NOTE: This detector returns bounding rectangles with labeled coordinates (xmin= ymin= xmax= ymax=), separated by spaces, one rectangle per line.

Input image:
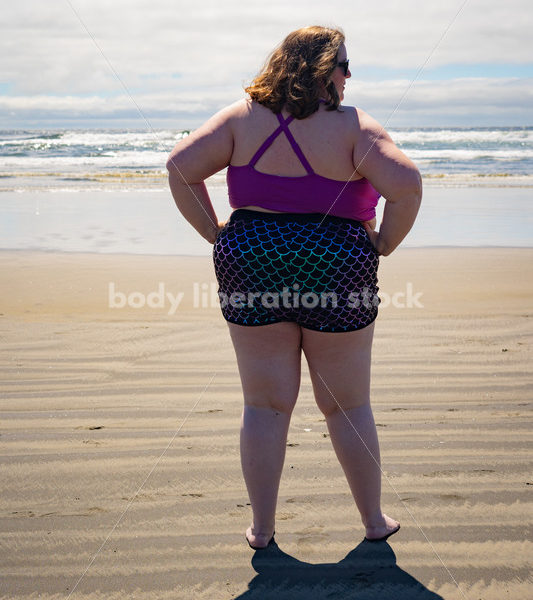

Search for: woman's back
xmin=226 ymin=99 xmax=380 ymax=221
xmin=230 ymin=99 xmax=363 ymax=181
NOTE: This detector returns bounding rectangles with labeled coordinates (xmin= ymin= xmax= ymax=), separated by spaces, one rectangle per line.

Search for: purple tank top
xmin=227 ymin=111 xmax=380 ymax=221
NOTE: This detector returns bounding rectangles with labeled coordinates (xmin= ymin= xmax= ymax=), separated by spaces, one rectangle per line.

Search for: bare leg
xmin=240 ymin=405 xmax=291 ymax=546
xmin=302 ymin=323 xmax=400 ymax=540
xmin=228 ymin=321 xmax=302 ymax=548
xmin=326 ymin=403 xmax=399 ymax=538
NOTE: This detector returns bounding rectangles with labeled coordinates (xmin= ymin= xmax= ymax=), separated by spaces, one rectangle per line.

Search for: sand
xmin=1 ymin=248 xmax=532 ymax=599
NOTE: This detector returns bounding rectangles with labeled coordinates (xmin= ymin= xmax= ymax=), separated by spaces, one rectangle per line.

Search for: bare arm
xmin=166 ymin=103 xmax=236 ymax=243
xmin=353 ymin=110 xmax=422 ymax=256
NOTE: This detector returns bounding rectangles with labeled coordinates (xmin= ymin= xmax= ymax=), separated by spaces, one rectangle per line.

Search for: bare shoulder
xmin=353 ymin=107 xmax=394 ymax=143
xmin=324 ymin=104 xmax=366 ymax=142
xmin=222 ymin=97 xmax=274 ymax=122
xmin=213 ymin=98 xmax=267 ymax=132
xmin=337 ymin=104 xmax=359 ymax=124
xmin=166 ymin=100 xmax=246 ymax=176
xmin=201 ymin=98 xmax=249 ymax=128
xmin=223 ymin=98 xmax=252 ymax=117
xmin=228 ymin=99 xmax=279 ymax=137
xmin=232 ymin=98 xmax=273 ymax=119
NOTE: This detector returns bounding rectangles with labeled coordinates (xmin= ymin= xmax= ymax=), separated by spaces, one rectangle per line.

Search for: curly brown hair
xmin=245 ymin=26 xmax=345 ymax=119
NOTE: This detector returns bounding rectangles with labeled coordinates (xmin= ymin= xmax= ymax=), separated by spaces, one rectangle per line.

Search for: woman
xmin=167 ymin=26 xmax=421 ymax=549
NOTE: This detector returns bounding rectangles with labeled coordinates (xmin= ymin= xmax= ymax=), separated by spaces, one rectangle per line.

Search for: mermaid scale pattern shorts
xmin=212 ymin=209 xmax=380 ymax=332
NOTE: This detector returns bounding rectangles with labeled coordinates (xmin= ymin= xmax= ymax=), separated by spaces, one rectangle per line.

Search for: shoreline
xmin=1 ymin=243 xmax=532 ymax=257
xmin=1 ymin=172 xmax=533 ymax=194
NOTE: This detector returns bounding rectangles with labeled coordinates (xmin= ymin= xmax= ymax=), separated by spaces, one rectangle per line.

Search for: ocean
xmin=0 ymin=127 xmax=531 ymax=254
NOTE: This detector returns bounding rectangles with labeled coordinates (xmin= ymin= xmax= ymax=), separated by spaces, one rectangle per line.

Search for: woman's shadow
xmin=235 ymin=538 xmax=443 ymax=599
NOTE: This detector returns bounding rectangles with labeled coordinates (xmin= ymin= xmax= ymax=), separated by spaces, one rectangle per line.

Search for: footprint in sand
xmin=11 ymin=510 xmax=35 ymax=518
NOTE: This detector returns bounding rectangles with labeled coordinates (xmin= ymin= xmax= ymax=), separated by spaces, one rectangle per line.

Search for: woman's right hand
xmin=211 ymin=220 xmax=228 ymax=244
xmin=216 ymin=220 xmax=227 ymax=235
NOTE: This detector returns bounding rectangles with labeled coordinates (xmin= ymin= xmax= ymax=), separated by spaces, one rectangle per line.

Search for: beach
xmin=1 ymin=247 xmax=532 ymax=599
xmin=2 ymin=0 xmax=532 ymax=593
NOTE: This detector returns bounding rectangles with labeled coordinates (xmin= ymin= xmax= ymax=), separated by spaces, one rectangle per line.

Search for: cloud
xmin=348 ymin=77 xmax=533 ymax=126
xmin=1 ymin=77 xmax=531 ymax=128
xmin=1 ymin=0 xmax=532 ymax=126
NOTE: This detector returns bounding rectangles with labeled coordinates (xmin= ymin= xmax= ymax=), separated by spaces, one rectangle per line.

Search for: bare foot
xmin=364 ymin=514 xmax=400 ymax=541
xmin=246 ymin=525 xmax=275 ymax=549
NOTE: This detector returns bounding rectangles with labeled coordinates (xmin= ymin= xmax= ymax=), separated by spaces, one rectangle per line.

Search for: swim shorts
xmin=212 ymin=209 xmax=380 ymax=332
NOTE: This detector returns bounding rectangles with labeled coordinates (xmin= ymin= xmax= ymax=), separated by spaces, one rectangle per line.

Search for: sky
xmin=1 ymin=0 xmax=532 ymax=129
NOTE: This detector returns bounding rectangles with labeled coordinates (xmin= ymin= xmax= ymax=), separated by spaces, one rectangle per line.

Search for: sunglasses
xmin=337 ymin=59 xmax=349 ymax=76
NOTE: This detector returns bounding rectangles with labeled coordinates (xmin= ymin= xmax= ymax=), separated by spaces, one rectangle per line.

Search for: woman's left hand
xmin=362 ymin=219 xmax=382 ymax=255
xmin=362 ymin=218 xmax=376 ymax=231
